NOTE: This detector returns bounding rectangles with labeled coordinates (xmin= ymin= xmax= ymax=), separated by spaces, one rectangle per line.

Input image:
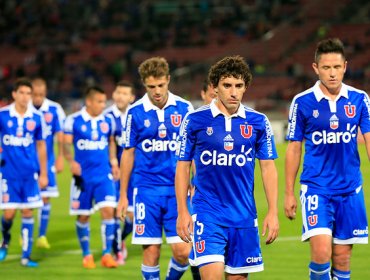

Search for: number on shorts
xmin=307 ymin=195 xmax=318 ymax=211
xmin=196 ymin=221 xmax=204 ymax=235
xmin=135 ymin=202 xmax=145 ymax=220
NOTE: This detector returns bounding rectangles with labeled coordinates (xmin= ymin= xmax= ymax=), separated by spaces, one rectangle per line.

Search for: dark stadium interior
xmin=0 ymin=0 xmax=369 ymax=115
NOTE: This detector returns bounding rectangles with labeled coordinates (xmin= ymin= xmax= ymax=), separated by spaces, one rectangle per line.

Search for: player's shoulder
xmin=0 ymin=105 xmax=11 ymax=114
xmin=46 ymin=98 xmax=63 ymax=109
xmin=242 ymin=104 xmax=269 ymax=122
xmin=103 ymin=104 xmax=115 ymax=116
xmin=127 ymin=98 xmax=144 ymax=113
xmin=172 ymin=93 xmax=193 ymax=108
xmin=187 ymin=104 xmax=211 ymax=117
xmin=65 ymin=110 xmax=83 ymax=122
xmin=345 ymin=83 xmax=368 ymax=97
xmin=291 ymin=86 xmax=315 ymax=104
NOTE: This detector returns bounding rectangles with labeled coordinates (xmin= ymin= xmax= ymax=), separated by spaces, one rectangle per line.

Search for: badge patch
xmin=71 ymin=200 xmax=80 ymax=209
xmin=26 ymin=120 xmax=36 ymax=131
xmin=223 ymin=134 xmax=234 ymax=151
xmin=7 ymin=120 xmax=13 ymax=128
xmin=158 ymin=123 xmax=167 ymax=138
xmin=44 ymin=112 xmax=53 ymax=123
xmin=144 ymin=119 xmax=151 ymax=128
xmin=330 ymin=115 xmax=339 ymax=130
xmin=313 ymin=110 xmax=319 ymax=118
xmin=344 ymin=104 xmax=356 ymax=118
xmin=135 ymin=224 xmax=145 ymax=235
xmin=195 ymin=240 xmax=205 ymax=253
xmin=206 ymin=127 xmax=213 ymax=136
xmin=240 ymin=124 xmax=253 ymax=138
xmin=81 ymin=125 xmax=87 ymax=132
xmin=308 ymin=214 xmax=318 ymax=226
xmin=99 ymin=121 xmax=109 ymax=133
xmin=171 ymin=114 xmax=182 ymax=127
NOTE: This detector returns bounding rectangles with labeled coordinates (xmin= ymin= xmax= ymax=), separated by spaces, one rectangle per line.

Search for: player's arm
xmin=175 ymin=160 xmax=193 ymax=243
xmin=63 ymin=133 xmax=81 ymax=176
xmin=116 ymin=147 xmax=135 ymax=220
xmin=259 ymin=159 xmax=279 ymax=244
xmin=36 ymin=139 xmax=48 ymax=189
xmin=55 ymin=131 xmax=64 ymax=173
xmin=363 ymin=132 xmax=370 ymax=160
xmin=109 ymin=135 xmax=120 ymax=180
xmin=284 ymin=140 xmax=302 ymax=220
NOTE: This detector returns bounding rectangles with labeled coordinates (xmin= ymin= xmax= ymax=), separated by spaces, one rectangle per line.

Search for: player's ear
xmin=312 ymin=62 xmax=319 ymax=75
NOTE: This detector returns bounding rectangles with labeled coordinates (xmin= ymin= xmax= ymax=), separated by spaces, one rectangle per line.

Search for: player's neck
xmin=216 ymin=99 xmax=238 ymax=117
xmin=14 ymin=103 xmax=28 ymax=116
xmin=320 ymin=83 xmax=341 ymax=101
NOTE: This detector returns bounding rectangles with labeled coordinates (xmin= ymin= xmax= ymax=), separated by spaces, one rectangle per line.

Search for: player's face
xmin=86 ymin=92 xmax=106 ymax=117
xmin=144 ymin=75 xmax=169 ymax=109
xmin=12 ymin=85 xmax=32 ymax=110
xmin=312 ymin=53 xmax=347 ymax=95
xmin=112 ymin=86 xmax=134 ymax=111
xmin=201 ymin=85 xmax=217 ymax=105
xmin=32 ymin=82 xmax=47 ymax=107
xmin=215 ymin=76 xmax=246 ymax=115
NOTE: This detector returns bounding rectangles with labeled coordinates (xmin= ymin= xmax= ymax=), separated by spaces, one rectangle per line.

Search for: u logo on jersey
xmin=195 ymin=240 xmax=205 ymax=253
xmin=99 ymin=121 xmax=109 ymax=133
xmin=135 ymin=224 xmax=145 ymax=235
xmin=308 ymin=214 xmax=318 ymax=226
xmin=240 ymin=125 xmax=253 ymax=138
xmin=171 ymin=114 xmax=182 ymax=127
xmin=26 ymin=120 xmax=36 ymax=131
xmin=44 ymin=112 xmax=53 ymax=123
xmin=344 ymin=105 xmax=356 ymax=118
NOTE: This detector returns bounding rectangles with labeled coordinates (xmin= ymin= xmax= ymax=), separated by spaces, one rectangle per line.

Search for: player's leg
xmin=20 ymin=208 xmax=38 ymax=267
xmin=331 ymin=186 xmax=368 ymax=280
xmin=300 ymin=185 xmax=332 ymax=279
xmin=0 ymin=209 xmax=16 ymax=261
xmin=37 ymin=197 xmax=51 ymax=249
xmin=120 ymin=183 xmax=134 ymax=261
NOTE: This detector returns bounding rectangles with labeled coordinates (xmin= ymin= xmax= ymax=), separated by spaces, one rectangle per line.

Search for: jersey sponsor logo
xmin=308 ymin=214 xmax=318 ymax=226
xmin=142 ymin=138 xmax=178 ymax=152
xmin=135 ymin=224 xmax=145 ymax=235
xmin=26 ymin=120 xmax=36 ymax=131
xmin=3 ymin=134 xmax=33 ymax=147
xmin=313 ymin=110 xmax=319 ymax=118
xmin=206 ymin=127 xmax=213 ymax=136
xmin=240 ymin=124 xmax=253 ymax=138
xmin=44 ymin=112 xmax=53 ymax=123
xmin=329 ymin=115 xmax=339 ymax=130
xmin=158 ymin=123 xmax=167 ymax=138
xmin=353 ymin=227 xmax=368 ymax=236
xmin=288 ymin=103 xmax=298 ymax=139
xmin=99 ymin=121 xmax=109 ymax=133
xmin=200 ymin=145 xmax=253 ymax=167
xmin=246 ymin=255 xmax=263 ymax=264
xmin=312 ymin=124 xmax=357 ymax=145
xmin=344 ymin=104 xmax=356 ymax=118
xmin=195 ymin=240 xmax=205 ymax=253
xmin=171 ymin=114 xmax=182 ymax=127
xmin=223 ymin=134 xmax=234 ymax=151
xmin=76 ymin=138 xmax=108 ymax=150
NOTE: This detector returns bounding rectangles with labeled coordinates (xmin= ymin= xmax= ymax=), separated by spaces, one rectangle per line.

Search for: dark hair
xmin=201 ymin=79 xmax=210 ymax=92
xmin=138 ymin=57 xmax=169 ymax=82
xmin=116 ymin=80 xmax=135 ymax=95
xmin=315 ymin=38 xmax=345 ymax=63
xmin=84 ymin=86 xmax=105 ymax=99
xmin=208 ymin=55 xmax=252 ymax=88
xmin=13 ymin=77 xmax=33 ymax=91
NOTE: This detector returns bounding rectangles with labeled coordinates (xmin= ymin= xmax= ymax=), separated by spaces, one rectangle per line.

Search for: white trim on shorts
xmin=334 ymin=237 xmax=368 ymax=245
xmin=302 ymin=228 xmax=332 ymax=241
xmin=225 ymin=264 xmax=264 ymax=274
xmin=69 ymin=209 xmax=93 ymax=216
xmin=166 ymin=236 xmax=184 ymax=244
xmin=40 ymin=186 xmax=59 ymax=198
xmin=94 ymin=201 xmax=117 ymax=211
xmin=132 ymin=237 xmax=163 ymax=245
xmin=189 ymin=255 xmax=224 ymax=267
xmin=127 ymin=205 xmax=134 ymax=212
xmin=0 ymin=201 xmax=43 ymax=210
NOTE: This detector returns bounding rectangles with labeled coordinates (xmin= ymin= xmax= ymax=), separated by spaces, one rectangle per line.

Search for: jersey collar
xmin=142 ymin=92 xmax=177 ymax=112
xmin=9 ymin=103 xmax=34 ymax=118
xmin=81 ymin=107 xmax=105 ymax=122
xmin=210 ymin=99 xmax=246 ymax=119
xmin=37 ymin=98 xmax=51 ymax=111
xmin=111 ymin=104 xmax=123 ymax=118
xmin=313 ymin=81 xmax=349 ymax=102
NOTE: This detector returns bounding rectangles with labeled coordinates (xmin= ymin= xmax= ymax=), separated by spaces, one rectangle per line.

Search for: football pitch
xmin=1 ymin=143 xmax=369 ymax=279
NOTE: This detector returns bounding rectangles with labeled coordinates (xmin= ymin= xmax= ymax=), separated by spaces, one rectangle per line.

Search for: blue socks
xmin=166 ymin=257 xmax=189 ymax=280
xmin=21 ymin=218 xmax=34 ymax=259
xmin=121 ymin=216 xmax=133 ymax=241
xmin=101 ymin=219 xmax=115 ymax=255
xmin=1 ymin=216 xmax=12 ymax=245
xmin=76 ymin=221 xmax=90 ymax=256
xmin=142 ymin=264 xmax=160 ymax=280
xmin=112 ymin=218 xmax=122 ymax=254
xmin=38 ymin=203 xmax=51 ymax=237
xmin=309 ymin=262 xmax=331 ymax=280
xmin=332 ymin=268 xmax=350 ymax=279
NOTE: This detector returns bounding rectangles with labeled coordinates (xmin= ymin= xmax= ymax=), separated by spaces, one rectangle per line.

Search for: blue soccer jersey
xmin=286 ymin=81 xmax=370 ymax=194
xmin=177 ymin=100 xmax=278 ymax=227
xmin=33 ymin=98 xmax=65 ymax=185
xmin=64 ymin=107 xmax=116 ymax=181
xmin=0 ymin=103 xmax=46 ymax=178
xmin=125 ymin=92 xmax=193 ymax=196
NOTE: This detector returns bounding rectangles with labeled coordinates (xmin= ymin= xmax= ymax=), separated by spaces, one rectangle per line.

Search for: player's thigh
xmin=170 ymin=241 xmax=191 ymax=262
xmin=163 ymin=195 xmax=182 ymax=242
xmin=309 ymin=234 xmax=332 ymax=262
xmin=199 ymin=262 xmax=224 ymax=280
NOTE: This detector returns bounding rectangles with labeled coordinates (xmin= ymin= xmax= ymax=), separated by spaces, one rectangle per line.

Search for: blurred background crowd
xmin=0 ymin=0 xmax=369 ymax=117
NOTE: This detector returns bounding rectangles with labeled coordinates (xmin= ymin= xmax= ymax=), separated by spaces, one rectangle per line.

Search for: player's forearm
xmin=175 ymin=161 xmax=191 ymax=214
xmin=37 ymin=140 xmax=48 ymax=176
xmin=285 ymin=141 xmax=302 ymax=195
xmin=363 ymin=132 xmax=370 ymax=161
xmin=109 ymin=136 xmax=118 ymax=167
xmin=63 ymin=142 xmax=74 ymax=163
xmin=260 ymin=160 xmax=278 ymax=215
xmin=56 ymin=132 xmax=64 ymax=157
xmin=119 ymin=148 xmax=134 ymax=198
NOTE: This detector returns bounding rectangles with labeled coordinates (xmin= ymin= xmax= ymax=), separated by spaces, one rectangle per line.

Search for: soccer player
xmin=0 ymin=78 xmax=48 ymax=267
xmin=116 ymin=57 xmax=193 ymax=280
xmin=285 ymin=38 xmax=370 ymax=280
xmin=176 ymin=55 xmax=279 ymax=280
xmin=64 ymin=86 xmax=120 ymax=269
xmin=31 ymin=78 xmax=66 ymax=249
xmin=200 ymin=79 xmax=217 ymax=105
xmin=104 ymin=80 xmax=135 ymax=265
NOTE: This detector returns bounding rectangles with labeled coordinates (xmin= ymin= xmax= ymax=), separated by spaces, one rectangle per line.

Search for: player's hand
xmin=111 ymin=165 xmax=120 ymax=181
xmin=55 ymin=155 xmax=64 ymax=173
xmin=38 ymin=173 xmax=48 ymax=189
xmin=176 ymin=211 xmax=193 ymax=243
xmin=70 ymin=160 xmax=81 ymax=176
xmin=116 ymin=196 xmax=128 ymax=222
xmin=284 ymin=192 xmax=297 ymax=220
xmin=262 ymin=211 xmax=279 ymax=245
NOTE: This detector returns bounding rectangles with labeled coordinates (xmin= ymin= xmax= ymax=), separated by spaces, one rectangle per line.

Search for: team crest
xmin=195 ymin=240 xmax=205 ymax=253
xmin=158 ymin=123 xmax=167 ymax=138
xmin=91 ymin=130 xmax=98 ymax=140
xmin=135 ymin=224 xmax=145 ymax=235
xmin=26 ymin=120 xmax=36 ymax=131
xmin=16 ymin=126 xmax=23 ymax=137
xmin=312 ymin=110 xmax=319 ymax=118
xmin=308 ymin=214 xmax=318 ymax=226
xmin=2 ymin=193 xmax=9 ymax=203
xmin=44 ymin=112 xmax=53 ymax=123
xmin=144 ymin=119 xmax=151 ymax=128
xmin=223 ymin=134 xmax=234 ymax=151
xmin=206 ymin=127 xmax=213 ymax=136
xmin=81 ymin=125 xmax=87 ymax=132
xmin=240 ymin=124 xmax=253 ymax=139
xmin=71 ymin=200 xmax=80 ymax=209
xmin=344 ymin=104 xmax=356 ymax=118
xmin=330 ymin=115 xmax=339 ymax=130
xmin=7 ymin=120 xmax=13 ymax=128
xmin=99 ymin=121 xmax=109 ymax=133
xmin=171 ymin=114 xmax=182 ymax=127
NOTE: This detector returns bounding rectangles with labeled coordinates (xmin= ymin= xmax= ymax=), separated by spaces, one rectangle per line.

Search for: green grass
xmin=1 ymin=143 xmax=370 ymax=279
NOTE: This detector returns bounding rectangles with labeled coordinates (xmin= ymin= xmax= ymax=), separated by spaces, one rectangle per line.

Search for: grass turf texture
xmin=1 ymin=143 xmax=369 ymax=279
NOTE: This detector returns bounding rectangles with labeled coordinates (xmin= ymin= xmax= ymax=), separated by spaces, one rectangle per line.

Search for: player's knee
xmin=311 ymin=246 xmax=331 ymax=263
xmin=332 ymin=251 xmax=351 ymax=270
xmin=77 ymin=215 xmax=90 ymax=223
xmin=172 ymin=245 xmax=190 ymax=265
xmin=143 ymin=245 xmax=161 ymax=265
